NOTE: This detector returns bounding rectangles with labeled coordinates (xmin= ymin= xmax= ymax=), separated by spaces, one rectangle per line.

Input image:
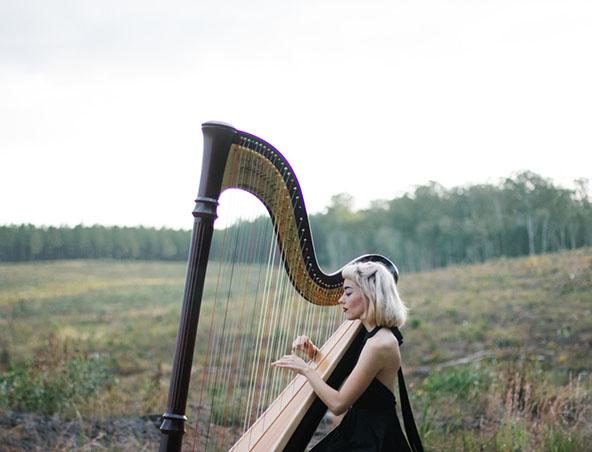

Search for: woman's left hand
xmin=271 ymin=353 xmax=309 ymax=375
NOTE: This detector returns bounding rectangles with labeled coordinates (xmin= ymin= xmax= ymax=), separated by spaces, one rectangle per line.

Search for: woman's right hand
xmin=292 ymin=335 xmax=317 ymax=360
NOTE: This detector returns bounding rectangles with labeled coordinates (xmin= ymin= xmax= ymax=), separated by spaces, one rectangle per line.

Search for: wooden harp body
xmin=159 ymin=122 xmax=397 ymax=451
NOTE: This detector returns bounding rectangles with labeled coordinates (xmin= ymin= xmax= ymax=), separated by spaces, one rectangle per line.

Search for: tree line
xmin=0 ymin=225 xmax=190 ymax=262
xmin=309 ymin=171 xmax=592 ymax=272
xmin=2 ymin=171 xmax=591 ymax=272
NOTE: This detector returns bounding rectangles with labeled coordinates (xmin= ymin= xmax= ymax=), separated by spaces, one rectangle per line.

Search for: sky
xmin=1 ymin=0 xmax=591 ymax=230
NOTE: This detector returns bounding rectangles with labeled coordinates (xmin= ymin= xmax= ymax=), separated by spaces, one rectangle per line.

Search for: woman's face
xmin=339 ymin=278 xmax=366 ymax=321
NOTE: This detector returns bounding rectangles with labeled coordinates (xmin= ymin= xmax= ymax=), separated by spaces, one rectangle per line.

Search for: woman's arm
xmin=272 ymin=337 xmax=393 ymax=415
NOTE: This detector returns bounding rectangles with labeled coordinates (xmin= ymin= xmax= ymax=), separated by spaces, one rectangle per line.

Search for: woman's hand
xmin=271 ymin=353 xmax=310 ymax=375
xmin=291 ymin=335 xmax=317 ymax=360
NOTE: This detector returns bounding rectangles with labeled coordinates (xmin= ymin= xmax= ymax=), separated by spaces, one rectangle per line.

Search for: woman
xmin=272 ymin=261 xmax=423 ymax=452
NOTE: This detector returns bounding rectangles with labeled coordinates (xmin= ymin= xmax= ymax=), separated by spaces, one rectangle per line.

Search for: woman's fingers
xmin=292 ymin=335 xmax=309 ymax=349
xmin=272 ymin=354 xmax=293 ymax=370
xmin=271 ymin=353 xmax=307 ymax=374
xmin=271 ymin=354 xmax=291 ymax=366
xmin=292 ymin=336 xmax=316 ymax=358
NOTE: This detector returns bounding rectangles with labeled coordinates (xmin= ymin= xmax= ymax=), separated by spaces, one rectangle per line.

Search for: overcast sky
xmin=2 ymin=0 xmax=591 ymax=229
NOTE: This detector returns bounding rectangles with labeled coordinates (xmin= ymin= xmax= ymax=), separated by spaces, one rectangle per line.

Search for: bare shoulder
xmin=365 ymin=328 xmax=400 ymax=356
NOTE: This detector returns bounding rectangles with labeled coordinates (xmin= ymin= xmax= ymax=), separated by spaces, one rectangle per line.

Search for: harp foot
xmin=159 ymin=413 xmax=187 ymax=452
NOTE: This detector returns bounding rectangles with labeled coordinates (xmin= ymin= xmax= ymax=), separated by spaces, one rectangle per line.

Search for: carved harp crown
xmin=159 ymin=122 xmax=398 ymax=452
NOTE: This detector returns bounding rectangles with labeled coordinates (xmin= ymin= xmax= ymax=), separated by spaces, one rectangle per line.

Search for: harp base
xmin=159 ymin=413 xmax=188 ymax=452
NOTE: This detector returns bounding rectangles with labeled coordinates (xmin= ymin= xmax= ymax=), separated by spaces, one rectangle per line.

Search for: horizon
xmin=2 ymin=168 xmax=589 ymax=230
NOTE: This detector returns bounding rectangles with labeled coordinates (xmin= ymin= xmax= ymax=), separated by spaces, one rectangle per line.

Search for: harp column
xmin=159 ymin=122 xmax=236 ymax=452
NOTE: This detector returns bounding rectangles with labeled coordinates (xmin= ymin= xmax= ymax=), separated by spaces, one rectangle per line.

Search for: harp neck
xmin=198 ymin=121 xmax=342 ymax=305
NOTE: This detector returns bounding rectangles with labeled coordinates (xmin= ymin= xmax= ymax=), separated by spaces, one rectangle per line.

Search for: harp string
xmin=190 ymin=143 xmax=344 ymax=451
xmin=256 ymin=154 xmax=283 ymax=423
xmin=192 ymin=206 xmax=278 ymax=448
xmin=258 ymin=161 xmax=296 ymax=419
xmin=223 ymin=152 xmax=269 ymax=447
xmin=202 ymin=196 xmax=249 ymax=450
xmin=219 ymin=204 xmax=260 ymax=447
xmin=248 ymin=236 xmax=280 ymax=425
xmin=192 ymin=223 xmax=228 ymax=452
xmin=193 ymin=162 xmax=267 ymax=450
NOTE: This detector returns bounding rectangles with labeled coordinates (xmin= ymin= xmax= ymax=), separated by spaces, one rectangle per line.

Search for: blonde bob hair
xmin=341 ymin=261 xmax=407 ymax=328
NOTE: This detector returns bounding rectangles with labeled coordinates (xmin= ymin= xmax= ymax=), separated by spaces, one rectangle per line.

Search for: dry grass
xmin=400 ymin=248 xmax=592 ymax=451
xmin=0 ymin=249 xmax=591 ymax=450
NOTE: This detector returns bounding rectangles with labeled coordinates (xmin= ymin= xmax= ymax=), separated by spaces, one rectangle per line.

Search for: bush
xmin=421 ymin=364 xmax=492 ymax=401
xmin=0 ymin=353 xmax=116 ymax=416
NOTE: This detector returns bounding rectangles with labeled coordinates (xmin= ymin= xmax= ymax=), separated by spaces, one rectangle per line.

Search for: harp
xmin=159 ymin=122 xmax=398 ymax=452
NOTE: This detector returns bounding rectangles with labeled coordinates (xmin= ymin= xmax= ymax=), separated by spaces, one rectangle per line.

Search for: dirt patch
xmin=0 ymin=409 xmax=337 ymax=451
xmin=0 ymin=409 xmax=162 ymax=451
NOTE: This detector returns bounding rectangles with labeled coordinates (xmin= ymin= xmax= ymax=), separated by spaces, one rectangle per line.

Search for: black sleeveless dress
xmin=309 ymin=327 xmax=415 ymax=452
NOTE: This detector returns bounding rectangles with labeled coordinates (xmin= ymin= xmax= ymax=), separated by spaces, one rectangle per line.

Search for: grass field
xmin=0 ymin=249 xmax=591 ymax=451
